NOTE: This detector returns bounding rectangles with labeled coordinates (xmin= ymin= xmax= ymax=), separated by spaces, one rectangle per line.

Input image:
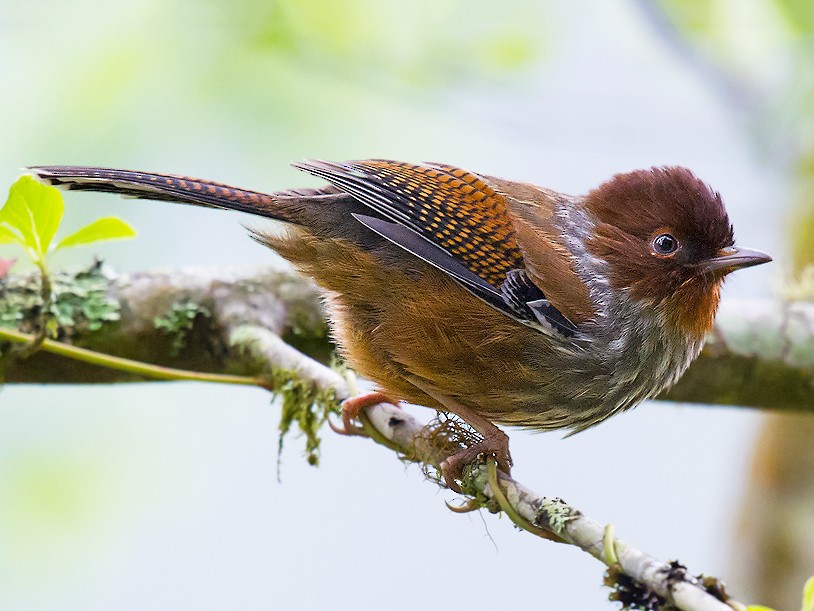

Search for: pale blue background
xmin=0 ymin=1 xmax=786 ymax=609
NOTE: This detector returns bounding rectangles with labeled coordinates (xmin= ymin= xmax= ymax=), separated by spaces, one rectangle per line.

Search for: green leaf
xmin=802 ymin=575 xmax=814 ymax=611
xmin=0 ymin=223 xmax=24 ymax=245
xmin=0 ymin=175 xmax=64 ymax=258
xmin=55 ymin=217 xmax=137 ymax=250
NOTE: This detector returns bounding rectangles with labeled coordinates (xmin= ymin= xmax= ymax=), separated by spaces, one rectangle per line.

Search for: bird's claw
xmin=327 ymin=416 xmax=366 ymax=437
xmin=445 ymin=499 xmax=482 ymax=513
xmin=328 ymin=391 xmax=395 ymax=437
xmin=440 ymin=431 xmax=512 ymax=493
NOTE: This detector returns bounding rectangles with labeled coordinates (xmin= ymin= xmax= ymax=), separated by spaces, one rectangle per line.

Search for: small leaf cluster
xmin=0 ymin=175 xmax=136 ymax=268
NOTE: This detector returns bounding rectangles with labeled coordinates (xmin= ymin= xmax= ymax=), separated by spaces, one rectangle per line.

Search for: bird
xmin=31 ymin=160 xmax=771 ymax=490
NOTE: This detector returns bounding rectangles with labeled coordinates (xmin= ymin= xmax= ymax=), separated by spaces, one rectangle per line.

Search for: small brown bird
xmin=32 ymin=160 xmax=771 ymax=488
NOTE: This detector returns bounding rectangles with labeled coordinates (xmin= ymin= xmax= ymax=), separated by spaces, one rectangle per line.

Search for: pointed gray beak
xmin=698 ymin=246 xmax=772 ymax=274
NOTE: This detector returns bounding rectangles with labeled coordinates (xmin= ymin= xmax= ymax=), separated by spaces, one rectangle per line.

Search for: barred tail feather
xmin=29 ymin=165 xmax=318 ymax=224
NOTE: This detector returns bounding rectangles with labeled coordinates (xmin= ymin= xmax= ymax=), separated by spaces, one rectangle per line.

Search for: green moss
xmin=228 ymin=327 xmax=341 ymax=470
xmin=0 ymin=278 xmax=37 ymax=329
xmin=153 ymin=301 xmax=211 ymax=356
xmin=0 ymin=262 xmax=121 ymax=336
xmin=458 ymin=463 xmax=498 ymax=513
xmin=52 ymin=267 xmax=121 ymax=332
xmin=536 ymin=497 xmax=582 ymax=534
xmin=273 ymin=367 xmax=340 ymax=472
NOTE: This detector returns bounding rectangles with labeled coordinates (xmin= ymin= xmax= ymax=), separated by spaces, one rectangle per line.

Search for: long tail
xmin=29 ymin=165 xmax=338 ymax=224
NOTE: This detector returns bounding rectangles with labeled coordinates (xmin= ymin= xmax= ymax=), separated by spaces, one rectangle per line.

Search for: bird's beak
xmin=697 ymin=246 xmax=772 ymax=274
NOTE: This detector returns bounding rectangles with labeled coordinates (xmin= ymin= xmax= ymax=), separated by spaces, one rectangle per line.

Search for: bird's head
xmin=585 ymin=167 xmax=771 ymax=338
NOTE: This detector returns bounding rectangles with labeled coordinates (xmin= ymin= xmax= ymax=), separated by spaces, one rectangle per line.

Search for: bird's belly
xmin=327 ymin=290 xmax=619 ymax=431
xmin=475 ymin=335 xmax=696 ymax=432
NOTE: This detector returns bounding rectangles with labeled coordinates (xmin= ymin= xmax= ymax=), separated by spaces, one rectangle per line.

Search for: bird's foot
xmin=329 ymin=391 xmax=396 ymax=437
xmin=440 ymin=429 xmax=512 ymax=493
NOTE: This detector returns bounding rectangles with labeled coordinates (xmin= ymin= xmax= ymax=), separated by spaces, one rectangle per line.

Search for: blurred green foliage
xmin=656 ymin=0 xmax=812 ymax=38
xmin=653 ymin=0 xmax=814 ymax=270
xmin=215 ymin=0 xmax=542 ymax=81
xmin=2 ymin=0 xmax=553 ymax=245
xmin=51 ymin=0 xmax=548 ymax=128
xmin=745 ymin=575 xmax=814 ymax=611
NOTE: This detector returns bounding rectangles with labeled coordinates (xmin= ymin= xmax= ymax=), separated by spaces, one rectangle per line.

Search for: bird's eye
xmin=652 ymin=233 xmax=679 ymax=255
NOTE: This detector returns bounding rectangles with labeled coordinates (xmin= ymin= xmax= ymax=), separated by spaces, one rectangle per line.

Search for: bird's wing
xmin=294 ymin=159 xmax=584 ymax=336
xmin=487 ymin=175 xmax=597 ymax=328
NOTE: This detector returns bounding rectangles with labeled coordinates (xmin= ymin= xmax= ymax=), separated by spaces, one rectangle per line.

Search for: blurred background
xmin=0 ymin=0 xmax=812 ymax=609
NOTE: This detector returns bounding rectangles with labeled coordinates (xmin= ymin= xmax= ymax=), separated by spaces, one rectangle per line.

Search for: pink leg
xmin=408 ymin=378 xmax=512 ymax=493
xmin=329 ymin=391 xmax=396 ymax=437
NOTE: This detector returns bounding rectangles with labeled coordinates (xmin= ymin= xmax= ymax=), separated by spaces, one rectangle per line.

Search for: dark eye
xmin=652 ymin=233 xmax=679 ymax=255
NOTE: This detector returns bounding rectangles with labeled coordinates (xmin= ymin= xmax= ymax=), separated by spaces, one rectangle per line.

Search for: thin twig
xmin=0 ymin=327 xmax=266 ymax=387
xmin=361 ymin=399 xmax=739 ymax=611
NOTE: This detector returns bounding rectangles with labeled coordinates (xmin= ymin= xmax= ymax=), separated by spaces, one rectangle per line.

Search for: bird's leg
xmin=438 ymin=408 xmax=512 ymax=494
xmin=329 ymin=391 xmax=396 ymax=437
xmin=408 ymin=378 xmax=512 ymax=493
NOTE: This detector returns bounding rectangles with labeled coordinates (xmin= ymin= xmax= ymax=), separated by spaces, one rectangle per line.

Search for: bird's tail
xmin=29 ymin=165 xmax=337 ymax=225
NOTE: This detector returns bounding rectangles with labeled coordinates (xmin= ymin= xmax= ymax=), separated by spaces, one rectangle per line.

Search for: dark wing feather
xmin=295 ymin=159 xmax=579 ymax=335
xmin=501 ymin=269 xmax=546 ymax=319
xmin=501 ymin=270 xmax=578 ymax=336
xmin=352 ymin=214 xmax=510 ymax=314
xmin=294 ymin=159 xmax=524 ymax=287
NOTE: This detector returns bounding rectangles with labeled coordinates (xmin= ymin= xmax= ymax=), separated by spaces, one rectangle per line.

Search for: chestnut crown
xmin=584 ymin=167 xmax=768 ymax=336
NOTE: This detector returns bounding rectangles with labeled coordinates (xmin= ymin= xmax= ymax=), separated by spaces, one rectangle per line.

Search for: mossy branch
xmin=1 ymin=264 xmax=812 ymax=415
xmin=0 ymin=263 xmax=334 ymax=385
xmin=0 ymin=262 xmax=343 ymax=465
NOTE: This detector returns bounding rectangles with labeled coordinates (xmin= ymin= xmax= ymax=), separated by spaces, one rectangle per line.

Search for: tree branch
xmin=0 ymin=262 xmax=336 ymax=387
xmin=2 ymin=264 xmax=812 ymax=414
xmin=354 ymin=402 xmax=737 ymax=610
xmin=663 ymin=299 xmax=814 ymax=411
